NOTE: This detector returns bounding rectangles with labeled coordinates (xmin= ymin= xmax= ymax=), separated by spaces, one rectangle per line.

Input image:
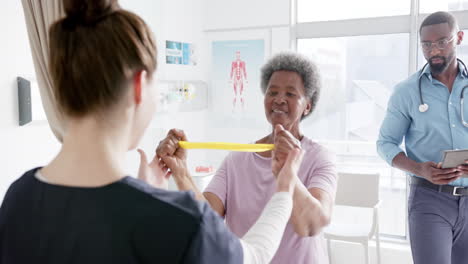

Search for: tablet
xmin=441 ymin=149 xmax=468 ymax=177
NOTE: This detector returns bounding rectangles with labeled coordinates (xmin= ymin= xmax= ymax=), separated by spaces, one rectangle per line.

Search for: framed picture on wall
xmin=211 ymin=39 xmax=265 ymax=118
xmin=207 ymin=29 xmax=272 ymax=136
xmin=165 ymin=40 xmax=197 ymax=66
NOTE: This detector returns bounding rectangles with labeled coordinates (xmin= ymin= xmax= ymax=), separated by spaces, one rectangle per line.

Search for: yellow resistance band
xmin=178 ymin=141 xmax=274 ymax=152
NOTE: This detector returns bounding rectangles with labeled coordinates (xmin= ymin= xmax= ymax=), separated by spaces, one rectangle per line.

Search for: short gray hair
xmin=260 ymin=52 xmax=321 ymax=118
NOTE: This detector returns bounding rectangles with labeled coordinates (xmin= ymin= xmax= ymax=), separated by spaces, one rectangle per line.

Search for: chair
xmin=325 ymin=172 xmax=381 ymax=264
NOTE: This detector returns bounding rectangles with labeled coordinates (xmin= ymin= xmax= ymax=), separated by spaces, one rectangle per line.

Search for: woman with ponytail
xmin=0 ymin=1 xmax=302 ymax=263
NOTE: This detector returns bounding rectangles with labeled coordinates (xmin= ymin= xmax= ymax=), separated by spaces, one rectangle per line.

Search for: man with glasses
xmin=377 ymin=11 xmax=468 ymax=264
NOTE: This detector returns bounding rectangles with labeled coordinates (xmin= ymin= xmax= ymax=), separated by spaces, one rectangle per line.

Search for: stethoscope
xmin=418 ymin=58 xmax=468 ymax=127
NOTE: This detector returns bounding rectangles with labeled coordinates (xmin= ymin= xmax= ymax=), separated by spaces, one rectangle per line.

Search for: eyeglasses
xmin=420 ymin=35 xmax=456 ymax=51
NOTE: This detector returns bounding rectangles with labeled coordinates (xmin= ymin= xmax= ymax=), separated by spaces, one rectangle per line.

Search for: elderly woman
xmin=157 ymin=52 xmax=337 ymax=264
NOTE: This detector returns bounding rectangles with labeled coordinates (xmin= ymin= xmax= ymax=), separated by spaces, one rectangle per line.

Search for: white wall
xmin=0 ymin=0 xmax=61 ymax=200
xmin=121 ymin=0 xmax=208 ymax=81
xmin=120 ymin=0 xmax=210 ymax=175
xmin=203 ymin=0 xmax=290 ymax=30
xmin=0 ymin=0 xmax=208 ymax=200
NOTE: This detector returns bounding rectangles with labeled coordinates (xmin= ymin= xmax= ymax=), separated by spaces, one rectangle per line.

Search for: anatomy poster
xmin=211 ymin=39 xmax=265 ymax=119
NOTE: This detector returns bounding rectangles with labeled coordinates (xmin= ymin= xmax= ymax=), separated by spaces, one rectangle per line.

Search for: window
xmin=297 ymin=0 xmax=410 ymax=22
xmin=420 ymin=0 xmax=468 ymax=13
xmin=294 ymin=0 xmax=468 ymax=240
xmin=460 ymin=29 xmax=468 ymax=61
xmin=298 ymin=34 xmax=409 ymax=237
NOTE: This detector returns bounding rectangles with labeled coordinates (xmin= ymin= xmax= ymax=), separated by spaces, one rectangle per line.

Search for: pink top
xmin=205 ymin=136 xmax=337 ymax=264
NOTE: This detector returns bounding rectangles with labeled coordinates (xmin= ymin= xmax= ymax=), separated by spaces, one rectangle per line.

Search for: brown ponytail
xmin=49 ymin=0 xmax=157 ymax=117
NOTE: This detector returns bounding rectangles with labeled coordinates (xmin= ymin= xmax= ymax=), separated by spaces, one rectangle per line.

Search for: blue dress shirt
xmin=377 ymin=61 xmax=468 ymax=187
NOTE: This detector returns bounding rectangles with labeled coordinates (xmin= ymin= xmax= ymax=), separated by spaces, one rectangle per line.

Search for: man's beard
xmin=428 ymin=54 xmax=454 ymax=75
xmin=428 ymin=56 xmax=449 ymax=75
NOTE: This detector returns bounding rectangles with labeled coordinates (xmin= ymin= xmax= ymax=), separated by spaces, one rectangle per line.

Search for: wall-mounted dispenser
xmin=17 ymin=77 xmax=46 ymax=126
xmin=17 ymin=77 xmax=31 ymax=126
